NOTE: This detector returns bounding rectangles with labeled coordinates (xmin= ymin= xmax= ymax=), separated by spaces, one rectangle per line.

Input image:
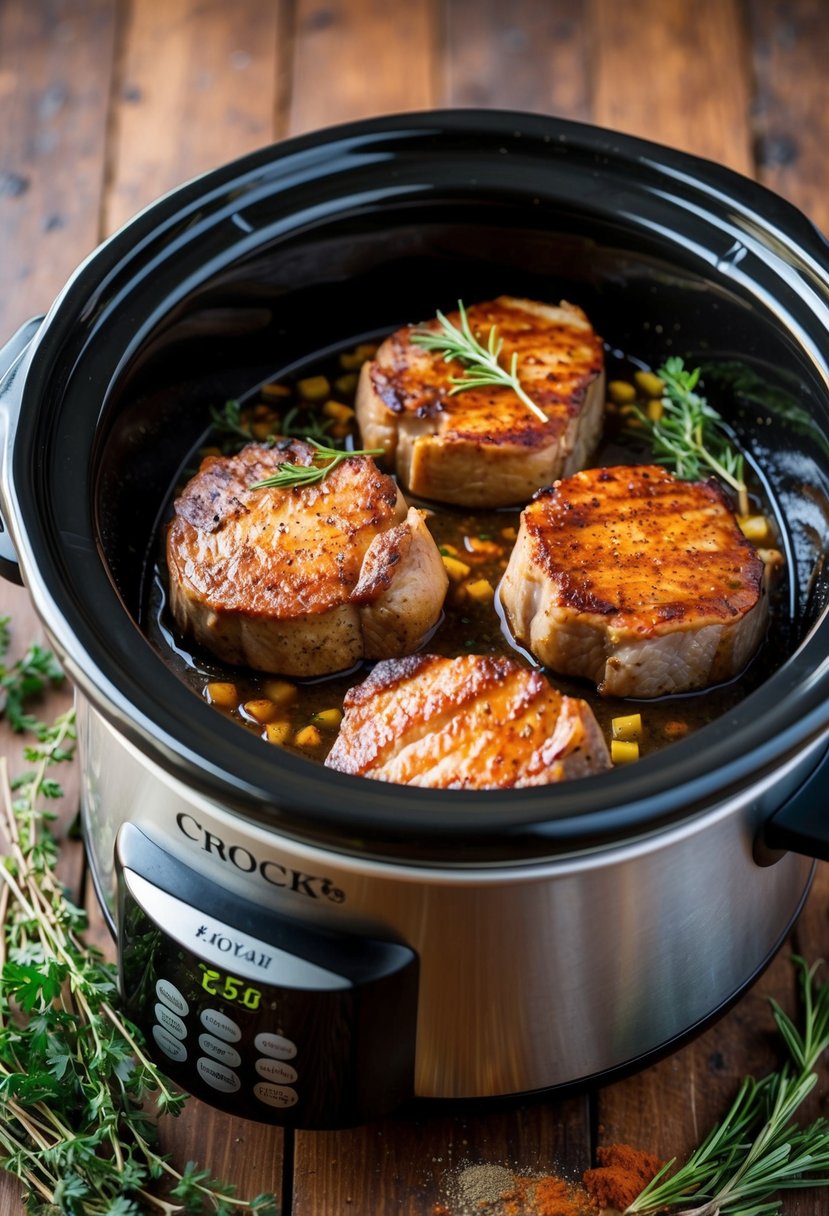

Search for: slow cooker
xmin=2 ymin=111 xmax=829 ymax=1130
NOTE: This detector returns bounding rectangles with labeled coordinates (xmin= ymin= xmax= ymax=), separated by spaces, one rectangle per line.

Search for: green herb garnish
xmin=0 ymin=630 xmax=279 ymax=1214
xmin=250 ymin=438 xmax=383 ymax=490
xmin=631 ymin=357 xmax=749 ymax=515
xmin=0 ymin=615 xmax=64 ymax=735
xmin=627 ymin=956 xmax=829 ymax=1216
xmin=410 ymin=300 xmax=549 ymax=423
xmin=209 ymin=399 xmax=335 ymax=455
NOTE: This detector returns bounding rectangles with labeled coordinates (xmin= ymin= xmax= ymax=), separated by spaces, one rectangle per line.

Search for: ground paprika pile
xmin=581 ymin=1143 xmax=663 ymax=1210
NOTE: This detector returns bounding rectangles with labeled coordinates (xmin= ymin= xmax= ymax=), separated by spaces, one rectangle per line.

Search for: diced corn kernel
xmin=294 ymin=724 xmax=323 ymax=747
xmin=205 ymin=681 xmax=238 ymax=709
xmin=608 ymin=379 xmax=637 ymax=405
xmin=261 ymin=679 xmax=298 ymax=707
xmin=464 ymin=536 xmax=503 ymax=558
xmin=634 ymin=370 xmax=665 ymax=398
xmin=297 ymin=375 xmax=330 ymax=401
xmin=758 ymin=547 xmax=784 ymax=569
xmin=500 ymin=526 xmax=518 ymax=541
xmin=339 ymin=343 xmax=377 ymax=370
xmin=322 ymin=400 xmax=355 ymax=422
xmin=611 ymin=739 xmax=640 ymax=764
xmin=439 ymin=543 xmax=459 ymax=556
xmin=442 ymin=555 xmax=472 ymax=581
xmin=612 ymin=713 xmax=642 ymax=741
xmin=646 ymin=399 xmax=664 ymax=422
xmin=242 ymin=699 xmax=278 ymax=725
xmin=312 ymin=708 xmax=343 ymax=728
xmin=464 ymin=578 xmax=495 ymax=603
xmin=737 ymin=514 xmax=772 ymax=544
xmin=335 ymin=372 xmax=359 ymax=395
xmin=663 ymin=720 xmax=689 ymax=740
xmin=264 ymin=721 xmax=292 ymax=744
xmin=260 ymin=382 xmax=291 ymax=399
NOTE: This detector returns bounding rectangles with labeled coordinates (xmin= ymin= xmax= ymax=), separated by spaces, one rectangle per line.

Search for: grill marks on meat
xmin=356 ymin=296 xmax=605 ymax=507
xmin=166 ymin=441 xmax=448 ymax=677
xmin=325 ymin=654 xmax=611 ymax=788
xmin=500 ymin=465 xmax=768 ymax=698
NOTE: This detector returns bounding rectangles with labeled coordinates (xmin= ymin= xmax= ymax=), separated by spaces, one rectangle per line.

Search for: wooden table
xmin=2 ymin=2 xmax=829 ymax=1212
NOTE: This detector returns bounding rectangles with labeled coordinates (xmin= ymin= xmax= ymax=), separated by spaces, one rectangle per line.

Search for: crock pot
xmin=2 ymin=111 xmax=829 ymax=1130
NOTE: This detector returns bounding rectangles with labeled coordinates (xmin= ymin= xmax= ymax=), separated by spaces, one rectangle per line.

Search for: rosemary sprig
xmin=250 ymin=437 xmax=383 ymax=490
xmin=0 ymin=636 xmax=279 ymax=1214
xmin=626 ymin=956 xmax=829 ymax=1216
xmin=410 ymin=300 xmax=549 ymax=422
xmin=209 ymin=400 xmax=334 ymax=454
xmin=630 ymin=357 xmax=749 ymax=515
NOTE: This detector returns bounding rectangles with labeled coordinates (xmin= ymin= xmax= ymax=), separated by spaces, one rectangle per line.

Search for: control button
xmin=153 ymin=1024 xmax=187 ymax=1062
xmin=197 ymin=1056 xmax=241 ymax=1093
xmin=255 ymin=1032 xmax=297 ymax=1060
xmin=254 ymin=1081 xmax=299 ymax=1109
xmin=199 ymin=1033 xmax=242 ymax=1069
xmin=154 ymin=1003 xmax=187 ymax=1040
xmin=155 ymin=978 xmax=189 ymax=1018
xmin=200 ymin=1008 xmax=241 ymax=1043
xmin=255 ymin=1058 xmax=298 ymax=1085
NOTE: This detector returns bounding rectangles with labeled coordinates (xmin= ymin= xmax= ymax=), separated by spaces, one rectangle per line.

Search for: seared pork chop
xmin=166 ymin=441 xmax=448 ymax=677
xmin=356 ymin=297 xmax=605 ymax=507
xmin=324 ymin=654 xmax=611 ymax=788
xmin=500 ymin=465 xmax=768 ymax=698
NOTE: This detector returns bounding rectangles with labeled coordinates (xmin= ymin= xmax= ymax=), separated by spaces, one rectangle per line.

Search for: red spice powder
xmin=581 ymin=1143 xmax=663 ymax=1210
xmin=499 ymin=1173 xmax=597 ymax=1215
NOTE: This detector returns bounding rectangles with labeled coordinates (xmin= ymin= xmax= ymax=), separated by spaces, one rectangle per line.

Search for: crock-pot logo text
xmin=176 ymin=814 xmax=346 ymax=904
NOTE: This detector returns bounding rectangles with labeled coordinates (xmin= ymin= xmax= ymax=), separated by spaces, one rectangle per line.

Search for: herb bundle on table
xmin=0 ymin=621 xmax=278 ymax=1215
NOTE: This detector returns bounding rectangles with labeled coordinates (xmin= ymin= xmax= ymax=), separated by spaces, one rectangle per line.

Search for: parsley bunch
xmin=0 ymin=616 xmax=64 ymax=735
xmin=0 ymin=624 xmax=278 ymax=1214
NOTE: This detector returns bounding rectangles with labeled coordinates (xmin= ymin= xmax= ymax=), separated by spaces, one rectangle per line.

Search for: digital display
xmin=198 ymin=962 xmax=263 ymax=1010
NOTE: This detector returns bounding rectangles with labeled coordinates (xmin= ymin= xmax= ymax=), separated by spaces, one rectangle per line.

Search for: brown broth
xmin=146 ymin=341 xmax=786 ymax=772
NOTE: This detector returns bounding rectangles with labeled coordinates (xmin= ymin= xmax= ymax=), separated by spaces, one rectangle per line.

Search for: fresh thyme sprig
xmin=410 ymin=300 xmax=549 ymax=423
xmin=250 ymin=437 xmax=383 ymax=490
xmin=630 ymin=357 xmax=749 ymax=515
xmin=626 ymin=956 xmax=829 ymax=1216
xmin=0 ymin=639 xmax=278 ymax=1214
xmin=0 ymin=616 xmax=64 ymax=735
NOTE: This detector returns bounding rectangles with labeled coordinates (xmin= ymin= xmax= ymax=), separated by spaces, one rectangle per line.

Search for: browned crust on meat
xmin=522 ymin=465 xmax=764 ymax=635
xmin=325 ymin=654 xmax=611 ymax=788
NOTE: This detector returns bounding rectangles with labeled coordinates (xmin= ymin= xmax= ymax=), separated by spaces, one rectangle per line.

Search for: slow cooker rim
xmin=7 ymin=108 xmax=829 ymax=862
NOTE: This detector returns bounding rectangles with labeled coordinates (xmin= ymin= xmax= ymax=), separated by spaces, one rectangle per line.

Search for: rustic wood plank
xmin=592 ymin=0 xmax=754 ymax=174
xmin=443 ymin=0 xmax=590 ymax=119
xmin=105 ymin=0 xmax=283 ymax=234
xmin=288 ymin=0 xmax=437 ymax=136
xmin=0 ymin=0 xmax=117 ymax=337
xmin=748 ymin=0 xmax=829 ymax=235
xmin=292 ymin=1099 xmax=591 ymax=1214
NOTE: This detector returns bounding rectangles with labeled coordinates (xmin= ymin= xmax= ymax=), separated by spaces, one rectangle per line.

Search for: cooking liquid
xmin=145 ymin=342 xmax=786 ymax=770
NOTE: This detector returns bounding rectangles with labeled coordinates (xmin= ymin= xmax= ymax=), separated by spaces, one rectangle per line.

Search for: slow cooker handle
xmin=765 ymin=743 xmax=829 ymax=860
xmin=0 ymin=316 xmax=43 ymax=585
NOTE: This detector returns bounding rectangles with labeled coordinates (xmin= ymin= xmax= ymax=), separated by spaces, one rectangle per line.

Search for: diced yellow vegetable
xmin=264 ymin=721 xmax=292 ymax=745
xmin=465 ymin=536 xmax=503 ymax=558
xmin=500 ymin=526 xmax=518 ymax=541
xmin=646 ymin=399 xmax=664 ymax=423
xmin=339 ymin=343 xmax=378 ymax=370
xmin=634 ymin=370 xmax=665 ymax=398
xmin=312 ymin=708 xmax=344 ymax=728
xmin=439 ymin=542 xmax=459 ymax=556
xmin=737 ymin=514 xmax=772 ymax=544
xmin=294 ymin=724 xmax=323 ymax=747
xmin=611 ymin=739 xmax=640 ymax=764
xmin=242 ymin=699 xmax=278 ymax=725
xmin=442 ymin=555 xmax=472 ymax=581
xmin=335 ymin=372 xmax=359 ymax=395
xmin=758 ymin=548 xmax=784 ymax=569
xmin=465 ymin=578 xmax=495 ymax=603
xmin=608 ymin=380 xmax=637 ymax=405
xmin=612 ymin=713 xmax=643 ymax=741
xmin=322 ymin=400 xmax=355 ymax=422
xmin=261 ymin=679 xmax=298 ymax=707
xmin=252 ymin=419 xmax=275 ymax=440
xmin=205 ymin=681 xmax=238 ymax=709
xmin=260 ymin=382 xmax=291 ymax=399
xmin=297 ymin=375 xmax=330 ymax=401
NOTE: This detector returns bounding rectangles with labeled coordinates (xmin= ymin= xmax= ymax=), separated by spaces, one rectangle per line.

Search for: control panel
xmin=115 ymin=823 xmax=418 ymax=1128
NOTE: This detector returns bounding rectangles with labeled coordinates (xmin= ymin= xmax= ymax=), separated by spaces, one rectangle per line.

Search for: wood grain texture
xmin=105 ymin=0 xmax=283 ymax=234
xmin=292 ymin=1098 xmax=591 ymax=1214
xmin=592 ymin=0 xmax=754 ymax=174
xmin=288 ymin=0 xmax=437 ymax=135
xmin=443 ymin=0 xmax=591 ymax=119
xmin=0 ymin=0 xmax=117 ymax=336
xmin=748 ymin=0 xmax=829 ymax=234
